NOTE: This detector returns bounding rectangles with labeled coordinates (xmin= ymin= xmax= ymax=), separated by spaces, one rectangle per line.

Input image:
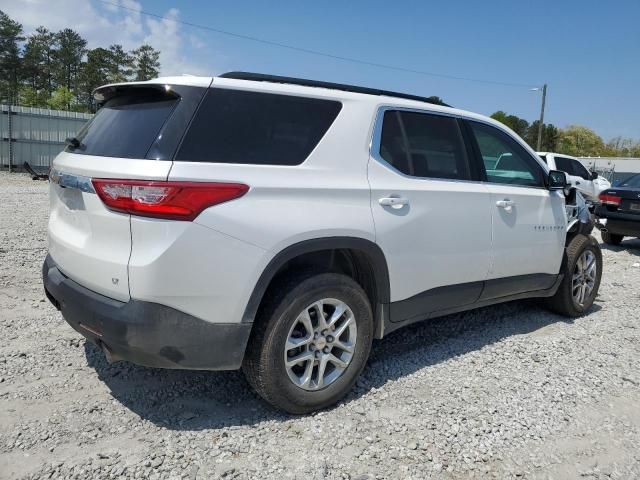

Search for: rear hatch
xmin=48 ymin=81 xmax=209 ymax=301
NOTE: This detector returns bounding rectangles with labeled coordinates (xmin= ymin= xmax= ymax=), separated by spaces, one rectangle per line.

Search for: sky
xmin=1 ymin=0 xmax=639 ymax=141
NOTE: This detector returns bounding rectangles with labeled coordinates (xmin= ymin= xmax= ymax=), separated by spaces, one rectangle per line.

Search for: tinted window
xmin=620 ymin=174 xmax=640 ymax=188
xmin=469 ymin=121 xmax=543 ymax=187
xmin=554 ymin=156 xmax=575 ymax=175
xmin=379 ymin=110 xmax=471 ymax=180
xmin=571 ymin=159 xmax=591 ymax=180
xmin=176 ymin=88 xmax=342 ymax=165
xmin=538 ymin=153 xmax=547 ymax=164
xmin=71 ymin=89 xmax=178 ymax=159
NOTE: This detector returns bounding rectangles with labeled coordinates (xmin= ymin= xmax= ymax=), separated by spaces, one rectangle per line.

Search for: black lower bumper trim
xmin=602 ymin=219 xmax=640 ymax=237
xmin=42 ymin=255 xmax=252 ymax=370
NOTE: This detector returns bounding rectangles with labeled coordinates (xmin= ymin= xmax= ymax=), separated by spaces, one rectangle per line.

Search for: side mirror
xmin=548 ymin=170 xmax=568 ymax=190
xmin=591 ymin=171 xmax=599 ymax=180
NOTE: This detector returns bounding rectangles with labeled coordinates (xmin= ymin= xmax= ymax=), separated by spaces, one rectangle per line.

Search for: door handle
xmin=379 ymin=196 xmax=409 ymax=208
xmin=496 ymin=199 xmax=515 ymax=210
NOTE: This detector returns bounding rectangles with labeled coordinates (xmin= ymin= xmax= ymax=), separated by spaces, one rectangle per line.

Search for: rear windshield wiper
xmin=65 ymin=137 xmax=80 ymax=149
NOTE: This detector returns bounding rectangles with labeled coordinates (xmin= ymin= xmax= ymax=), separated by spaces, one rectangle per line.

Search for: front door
xmin=465 ymin=120 xmax=565 ymax=283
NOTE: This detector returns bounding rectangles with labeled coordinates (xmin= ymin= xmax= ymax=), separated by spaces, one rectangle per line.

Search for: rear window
xmin=70 ymin=88 xmax=178 ymax=158
xmin=620 ymin=174 xmax=640 ymax=188
xmin=175 ymin=88 xmax=342 ymax=165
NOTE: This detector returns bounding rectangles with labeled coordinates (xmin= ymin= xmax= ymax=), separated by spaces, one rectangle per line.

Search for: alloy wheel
xmin=284 ymin=298 xmax=357 ymax=391
xmin=572 ymin=250 xmax=597 ymax=306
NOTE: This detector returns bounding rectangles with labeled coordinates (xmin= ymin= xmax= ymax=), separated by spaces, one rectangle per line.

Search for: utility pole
xmin=536 ymin=84 xmax=547 ymax=151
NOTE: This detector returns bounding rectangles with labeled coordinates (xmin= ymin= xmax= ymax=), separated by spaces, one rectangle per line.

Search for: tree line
xmin=0 ymin=10 xmax=160 ymax=112
xmin=489 ymin=110 xmax=640 ymax=158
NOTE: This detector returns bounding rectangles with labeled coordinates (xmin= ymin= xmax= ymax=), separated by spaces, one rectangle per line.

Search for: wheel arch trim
xmin=241 ymin=236 xmax=391 ymax=324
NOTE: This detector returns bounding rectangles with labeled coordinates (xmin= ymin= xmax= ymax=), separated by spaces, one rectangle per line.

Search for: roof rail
xmin=219 ymin=72 xmax=451 ymax=107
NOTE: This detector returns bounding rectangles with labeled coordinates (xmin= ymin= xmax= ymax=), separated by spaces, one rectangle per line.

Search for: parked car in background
xmin=538 ymin=152 xmax=610 ymax=201
xmin=43 ymin=73 xmax=603 ymax=413
xmin=596 ymin=173 xmax=640 ymax=245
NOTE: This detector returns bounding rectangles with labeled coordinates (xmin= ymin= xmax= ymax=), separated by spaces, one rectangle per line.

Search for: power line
xmin=96 ymin=0 xmax=540 ymax=89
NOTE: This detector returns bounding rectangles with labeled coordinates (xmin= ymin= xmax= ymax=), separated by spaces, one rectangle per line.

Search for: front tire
xmin=546 ymin=234 xmax=602 ymax=317
xmin=243 ymin=272 xmax=373 ymax=414
xmin=601 ymin=231 xmax=623 ymax=245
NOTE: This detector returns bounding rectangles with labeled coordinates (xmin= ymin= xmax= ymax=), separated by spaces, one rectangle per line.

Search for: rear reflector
xmin=92 ymin=179 xmax=249 ymax=221
xmin=599 ymin=193 xmax=621 ymax=206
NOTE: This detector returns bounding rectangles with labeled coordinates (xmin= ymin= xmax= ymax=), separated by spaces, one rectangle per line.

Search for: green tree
xmin=53 ymin=28 xmax=87 ymax=108
xmin=542 ymin=124 xmax=560 ymax=152
xmin=47 ymin=86 xmax=75 ymax=111
xmin=18 ymin=84 xmax=43 ymax=107
xmin=0 ymin=10 xmax=24 ymax=103
xmin=132 ymin=44 xmax=160 ymax=81
xmin=426 ymin=96 xmax=447 ymax=106
xmin=490 ymin=111 xmax=529 ymax=137
xmin=21 ymin=26 xmax=56 ymax=106
xmin=604 ymin=136 xmax=640 ymax=157
xmin=558 ymin=125 xmax=605 ymax=156
xmin=107 ymin=44 xmax=133 ymax=83
xmin=78 ymin=47 xmax=112 ymax=111
xmin=524 ymin=121 xmax=560 ymax=152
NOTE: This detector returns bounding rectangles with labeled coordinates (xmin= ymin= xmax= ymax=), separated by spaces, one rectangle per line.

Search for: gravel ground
xmin=1 ymin=170 xmax=639 ymax=480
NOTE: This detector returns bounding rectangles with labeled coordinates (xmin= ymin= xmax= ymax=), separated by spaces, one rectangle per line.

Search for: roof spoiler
xmin=93 ymin=83 xmax=179 ymax=105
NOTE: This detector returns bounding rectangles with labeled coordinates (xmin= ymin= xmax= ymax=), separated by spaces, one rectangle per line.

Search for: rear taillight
xmin=92 ymin=179 xmax=249 ymax=221
xmin=599 ymin=193 xmax=622 ymax=206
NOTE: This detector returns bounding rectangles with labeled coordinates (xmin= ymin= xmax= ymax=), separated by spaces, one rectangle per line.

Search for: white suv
xmin=43 ymin=72 xmax=602 ymax=413
xmin=537 ymin=152 xmax=611 ymax=201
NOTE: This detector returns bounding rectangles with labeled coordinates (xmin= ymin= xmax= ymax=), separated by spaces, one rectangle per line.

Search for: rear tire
xmin=601 ymin=231 xmax=623 ymax=245
xmin=546 ymin=234 xmax=602 ymax=317
xmin=243 ymin=271 xmax=373 ymax=414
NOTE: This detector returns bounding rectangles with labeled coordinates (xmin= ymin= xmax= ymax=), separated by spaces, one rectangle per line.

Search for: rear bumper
xmin=595 ymin=206 xmax=640 ymax=237
xmin=603 ymin=220 xmax=640 ymax=237
xmin=43 ymin=255 xmax=252 ymax=370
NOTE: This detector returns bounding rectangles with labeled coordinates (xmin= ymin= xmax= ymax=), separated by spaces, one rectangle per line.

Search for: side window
xmin=176 ymin=88 xmax=342 ymax=165
xmin=379 ymin=110 xmax=471 ymax=180
xmin=571 ymin=159 xmax=591 ymax=180
xmin=554 ymin=156 xmax=575 ymax=175
xmin=468 ymin=121 xmax=544 ymax=187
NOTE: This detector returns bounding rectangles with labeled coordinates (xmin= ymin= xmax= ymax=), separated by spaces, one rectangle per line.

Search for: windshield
xmin=69 ymin=88 xmax=178 ymax=159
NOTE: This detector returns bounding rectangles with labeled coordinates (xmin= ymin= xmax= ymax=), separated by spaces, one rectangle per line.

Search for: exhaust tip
xmin=98 ymin=341 xmax=121 ymax=364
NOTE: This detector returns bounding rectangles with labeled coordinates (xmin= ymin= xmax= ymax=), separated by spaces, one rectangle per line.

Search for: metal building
xmin=579 ymin=157 xmax=640 ymax=184
xmin=1 ymin=105 xmax=93 ymax=172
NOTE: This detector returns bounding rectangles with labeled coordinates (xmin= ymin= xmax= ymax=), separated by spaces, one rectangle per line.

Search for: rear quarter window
xmin=175 ymin=88 xmax=342 ymax=165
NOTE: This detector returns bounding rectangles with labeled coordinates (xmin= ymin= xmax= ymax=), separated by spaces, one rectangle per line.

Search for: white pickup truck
xmin=538 ymin=152 xmax=611 ymax=201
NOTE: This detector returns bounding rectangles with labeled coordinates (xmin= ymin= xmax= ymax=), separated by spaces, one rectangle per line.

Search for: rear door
xmin=465 ymin=120 xmax=566 ymax=283
xmin=48 ymin=84 xmax=205 ymax=301
xmin=368 ymin=109 xmax=492 ymax=319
